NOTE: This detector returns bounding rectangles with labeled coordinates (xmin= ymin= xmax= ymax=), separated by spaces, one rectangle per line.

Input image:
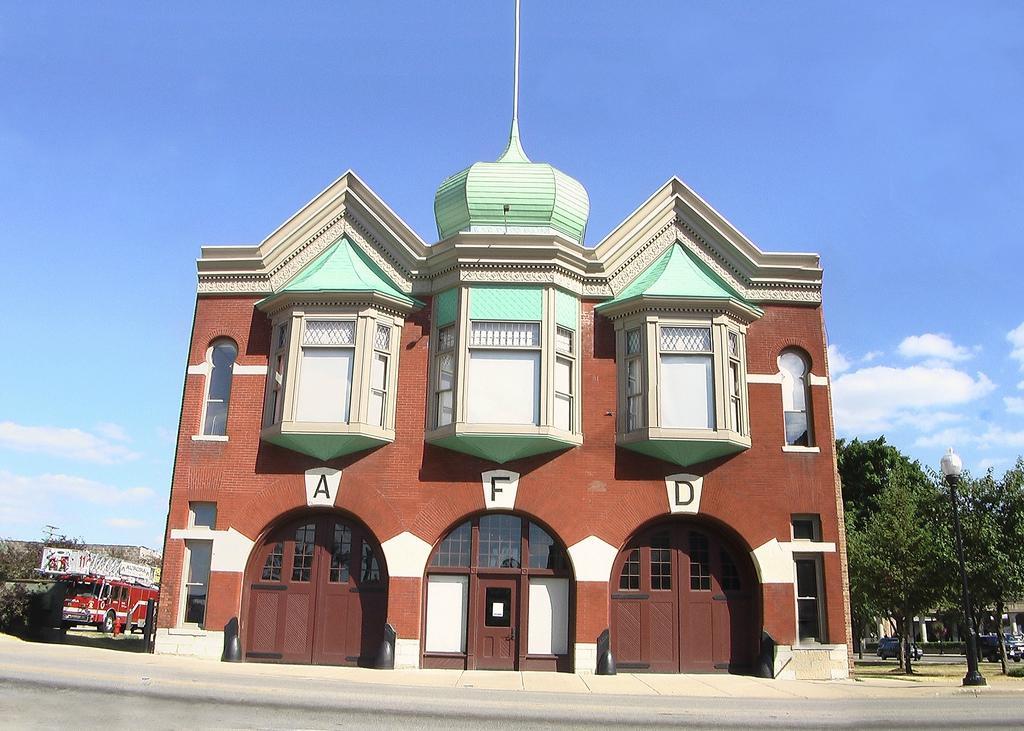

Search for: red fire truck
xmin=59 ymin=574 xmax=159 ymax=634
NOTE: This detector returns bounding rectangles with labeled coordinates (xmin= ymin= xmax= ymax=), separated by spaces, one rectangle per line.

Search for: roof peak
xmin=497 ymin=119 xmax=530 ymax=163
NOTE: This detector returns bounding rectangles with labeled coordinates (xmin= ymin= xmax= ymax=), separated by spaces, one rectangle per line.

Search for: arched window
xmin=423 ymin=514 xmax=573 ymax=670
xmin=203 ymin=339 xmax=237 ymax=436
xmin=778 ymin=349 xmax=811 ymax=446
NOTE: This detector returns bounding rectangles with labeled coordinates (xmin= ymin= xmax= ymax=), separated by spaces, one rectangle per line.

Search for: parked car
xmin=1002 ymin=633 xmax=1023 ymax=662
xmin=978 ymin=634 xmax=1005 ymax=662
xmin=877 ymin=637 xmax=923 ymax=660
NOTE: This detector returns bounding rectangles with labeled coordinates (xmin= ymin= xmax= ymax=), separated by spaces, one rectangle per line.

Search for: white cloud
xmin=898 ymin=411 xmax=960 ymax=432
xmin=0 ymin=471 xmax=155 ymax=537
xmin=0 ymin=422 xmax=140 ymax=464
xmin=1008 ymin=322 xmax=1024 ymax=369
xmin=833 ymin=364 xmax=995 ymax=435
xmin=1005 ymin=397 xmax=1024 ymax=415
xmin=977 ymin=427 xmax=1024 ymax=450
xmin=898 ymin=333 xmax=973 ymax=362
xmin=95 ymin=422 xmax=131 ymax=442
xmin=106 ymin=517 xmax=145 ymax=528
xmin=914 ymin=427 xmax=975 ymax=449
xmin=862 ymin=351 xmax=883 ymax=363
xmin=977 ymin=457 xmax=1010 ymax=473
xmin=827 ymin=344 xmax=851 ymax=375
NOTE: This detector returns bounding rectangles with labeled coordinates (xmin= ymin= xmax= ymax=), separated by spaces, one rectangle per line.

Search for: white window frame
xmin=295 ymin=317 xmax=357 ymax=423
xmin=368 ymin=322 xmax=392 ymax=428
xmin=614 ymin=315 xmax=749 ymax=438
xmin=188 ymin=502 xmax=217 ymax=530
xmin=199 ymin=338 xmax=237 ymax=439
xmin=425 ymin=286 xmax=582 ymax=440
xmin=657 ymin=323 xmax=716 ymax=430
xmin=554 ymin=326 xmax=575 ymax=432
xmin=779 ymin=348 xmax=813 ymax=447
xmin=179 ymin=539 xmax=213 ymax=629
xmin=262 ymin=308 xmax=404 ymax=434
xmin=624 ymin=327 xmax=644 ymax=432
xmin=434 ymin=324 xmax=456 ymax=428
xmin=793 ymin=553 xmax=827 ymax=645
xmin=264 ymin=321 xmax=290 ymax=428
xmin=466 ymin=320 xmax=542 ymax=426
xmin=791 ymin=514 xmax=822 ymax=542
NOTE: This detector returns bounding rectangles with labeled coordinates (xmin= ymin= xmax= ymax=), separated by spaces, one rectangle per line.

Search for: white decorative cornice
xmin=194 ymin=173 xmax=823 ymax=305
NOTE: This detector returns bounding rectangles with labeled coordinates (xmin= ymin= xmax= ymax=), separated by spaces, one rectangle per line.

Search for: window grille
xmin=626 ymin=328 xmax=641 ymax=355
xmin=469 ymin=321 xmax=539 ymax=348
xmin=437 ymin=325 xmax=456 ymax=351
xmin=374 ymin=323 xmax=391 ymax=350
xmin=660 ymin=326 xmax=711 ymax=352
xmin=303 ymin=320 xmax=355 ymax=346
xmin=555 ymin=326 xmax=574 ymax=355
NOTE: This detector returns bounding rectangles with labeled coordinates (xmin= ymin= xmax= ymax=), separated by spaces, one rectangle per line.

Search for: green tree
xmin=843 ymin=466 xmax=950 ymax=673
xmin=952 ymin=459 xmax=1024 ymax=674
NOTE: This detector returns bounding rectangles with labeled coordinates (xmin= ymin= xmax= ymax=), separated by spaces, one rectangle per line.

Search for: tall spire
xmin=498 ymin=0 xmax=530 ymax=162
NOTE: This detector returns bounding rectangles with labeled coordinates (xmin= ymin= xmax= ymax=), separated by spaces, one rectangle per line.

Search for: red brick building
xmin=158 ymin=122 xmax=851 ymax=678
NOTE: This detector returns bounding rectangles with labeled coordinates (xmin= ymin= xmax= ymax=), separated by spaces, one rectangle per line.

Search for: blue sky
xmin=2 ymin=2 xmax=1022 ymax=548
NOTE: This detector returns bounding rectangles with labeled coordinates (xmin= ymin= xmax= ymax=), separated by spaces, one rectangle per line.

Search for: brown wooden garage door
xmin=610 ymin=522 xmax=757 ymax=673
xmin=243 ymin=513 xmax=387 ymax=665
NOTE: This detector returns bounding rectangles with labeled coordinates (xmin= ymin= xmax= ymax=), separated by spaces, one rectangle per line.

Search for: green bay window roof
xmin=596 ymin=243 xmax=762 ymax=320
xmin=258 ymin=237 xmax=422 ymax=311
xmin=434 ymin=122 xmax=590 ymax=244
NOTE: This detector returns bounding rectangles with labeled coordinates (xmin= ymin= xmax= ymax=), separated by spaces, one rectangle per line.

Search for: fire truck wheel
xmin=102 ymin=610 xmax=116 ymax=634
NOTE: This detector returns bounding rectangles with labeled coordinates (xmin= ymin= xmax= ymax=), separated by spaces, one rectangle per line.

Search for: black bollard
xmin=754 ymin=630 xmax=776 ymax=678
xmin=222 ymin=617 xmax=242 ymax=662
xmin=596 ymin=628 xmax=616 ymax=675
xmin=374 ymin=623 xmax=396 ymax=669
xmin=142 ymin=599 xmax=157 ymax=653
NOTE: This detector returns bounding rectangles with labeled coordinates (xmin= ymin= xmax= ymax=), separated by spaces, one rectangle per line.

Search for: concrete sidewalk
xmin=0 ymin=632 xmax=1012 ymax=701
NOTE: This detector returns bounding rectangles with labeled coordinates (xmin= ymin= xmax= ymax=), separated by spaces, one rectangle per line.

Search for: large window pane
xmin=477 ymin=515 xmax=522 ymax=568
xmin=795 ymin=558 xmax=823 ymax=642
xmin=431 ymin=521 xmax=471 ymax=567
xmin=660 ymin=354 xmax=715 ymax=429
xmin=528 ymin=522 xmax=567 ymax=570
xmin=296 ymin=347 xmax=354 ymax=422
xmin=527 ymin=577 xmax=569 ymax=655
xmin=203 ymin=341 xmax=236 ymax=436
xmin=425 ymin=575 xmax=468 ymax=653
xmin=183 ymin=540 xmax=212 ymax=626
xmin=467 ymin=351 xmax=540 ymax=425
xmin=554 ymin=357 xmax=572 ymax=431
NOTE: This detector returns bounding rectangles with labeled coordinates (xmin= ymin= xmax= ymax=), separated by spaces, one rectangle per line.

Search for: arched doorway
xmin=610 ymin=519 xmax=758 ymax=673
xmin=242 ymin=511 xmax=387 ymax=665
xmin=422 ymin=513 xmax=574 ymax=672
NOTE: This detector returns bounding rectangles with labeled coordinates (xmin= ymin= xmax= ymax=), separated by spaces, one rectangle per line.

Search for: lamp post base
xmin=962 ymin=670 xmax=987 ymax=687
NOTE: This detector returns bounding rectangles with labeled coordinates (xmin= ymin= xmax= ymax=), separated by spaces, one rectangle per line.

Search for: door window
xmin=485 ymin=587 xmax=512 ymax=628
xmin=291 ymin=523 xmax=316 ymax=582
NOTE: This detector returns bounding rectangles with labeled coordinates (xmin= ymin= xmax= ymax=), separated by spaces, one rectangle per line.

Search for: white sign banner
xmin=40 ymin=548 xmax=92 ymax=575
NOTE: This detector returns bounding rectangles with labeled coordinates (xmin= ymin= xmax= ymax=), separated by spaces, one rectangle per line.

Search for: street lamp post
xmin=940 ymin=447 xmax=986 ymax=687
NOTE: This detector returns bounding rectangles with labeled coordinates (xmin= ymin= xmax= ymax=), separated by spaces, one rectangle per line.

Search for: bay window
xmin=425 ymin=285 xmax=582 ymax=464
xmin=609 ymin=314 xmax=752 ymax=468
xmin=257 ymin=307 xmax=407 ymax=461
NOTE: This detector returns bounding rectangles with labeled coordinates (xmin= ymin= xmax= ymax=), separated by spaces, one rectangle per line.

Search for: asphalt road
xmin=1 ymin=640 xmax=1022 ymax=729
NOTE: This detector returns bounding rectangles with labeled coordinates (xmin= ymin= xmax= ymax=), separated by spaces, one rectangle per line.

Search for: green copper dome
xmin=434 ymin=122 xmax=590 ymax=244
